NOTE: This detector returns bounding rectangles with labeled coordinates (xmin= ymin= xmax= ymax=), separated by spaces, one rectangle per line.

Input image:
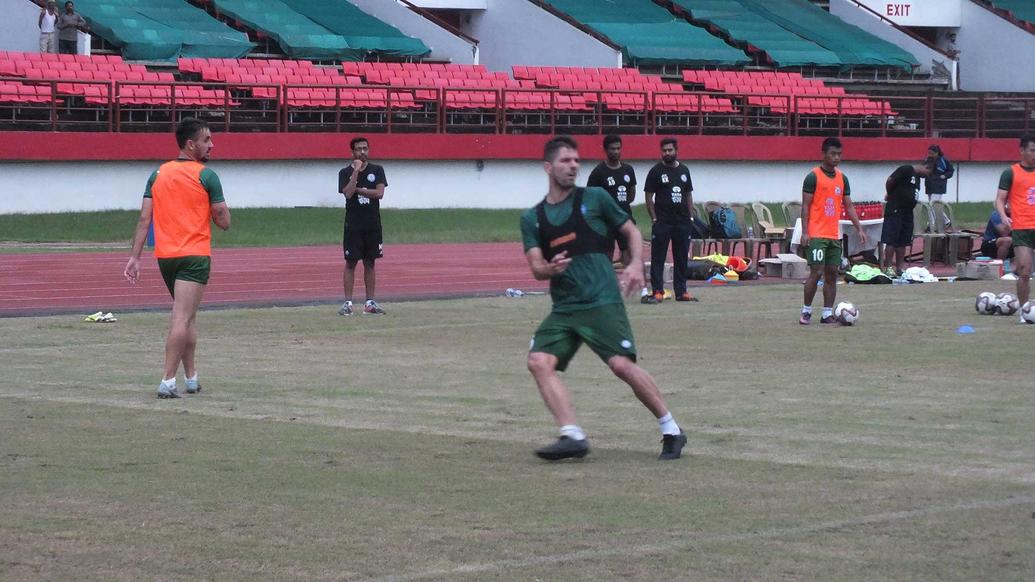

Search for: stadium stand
xmin=537 ymin=0 xmax=751 ymax=66
xmin=981 ymin=0 xmax=1035 ymax=30
xmin=662 ymin=0 xmax=844 ymax=67
xmin=512 ymin=65 xmax=735 ymax=113
xmin=729 ymin=0 xmax=918 ymax=69
xmin=205 ymin=0 xmax=429 ymax=61
xmin=682 ymin=70 xmax=892 ymax=115
xmin=74 ymin=0 xmax=254 ymax=61
xmin=279 ymin=0 xmax=430 ymax=58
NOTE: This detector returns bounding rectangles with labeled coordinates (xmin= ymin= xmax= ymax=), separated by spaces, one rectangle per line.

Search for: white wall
xmin=957 ymin=1 xmax=1035 ymax=92
xmin=464 ymin=0 xmax=621 ymax=73
xmin=0 ymin=159 xmax=1004 ymax=214
xmin=346 ymin=0 xmax=478 ymax=64
xmin=1 ymin=0 xmax=46 ymax=53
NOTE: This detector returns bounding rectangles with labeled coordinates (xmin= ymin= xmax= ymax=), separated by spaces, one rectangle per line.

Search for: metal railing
xmin=1 ymin=79 xmax=1033 ymax=138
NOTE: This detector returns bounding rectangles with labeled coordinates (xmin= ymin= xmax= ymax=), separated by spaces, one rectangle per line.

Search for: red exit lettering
xmin=886 ymin=3 xmax=911 ymax=17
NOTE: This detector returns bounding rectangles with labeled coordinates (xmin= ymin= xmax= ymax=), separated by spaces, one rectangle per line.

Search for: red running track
xmin=0 ymin=243 xmax=548 ymax=317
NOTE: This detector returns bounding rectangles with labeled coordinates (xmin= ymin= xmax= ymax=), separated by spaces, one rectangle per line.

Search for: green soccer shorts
xmin=806 ymin=237 xmax=843 ymax=266
xmin=529 ymin=303 xmax=637 ymax=371
xmin=157 ymin=255 xmax=211 ymax=297
xmin=1012 ymin=228 xmax=1035 ymax=249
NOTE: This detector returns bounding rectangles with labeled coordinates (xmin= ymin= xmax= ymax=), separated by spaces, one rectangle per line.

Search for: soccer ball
xmin=975 ymin=292 xmax=998 ymax=315
xmin=995 ymin=293 xmax=1019 ymax=316
xmin=1020 ymin=301 xmax=1035 ymax=324
xmin=834 ymin=302 xmax=859 ymax=325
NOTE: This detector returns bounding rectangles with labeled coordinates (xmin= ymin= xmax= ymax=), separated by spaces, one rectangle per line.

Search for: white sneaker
xmin=157 ymin=383 xmax=180 ymax=399
xmin=337 ymin=301 xmax=354 ymax=316
xmin=364 ymin=300 xmax=386 ymax=314
xmin=185 ymin=377 xmax=201 ymax=394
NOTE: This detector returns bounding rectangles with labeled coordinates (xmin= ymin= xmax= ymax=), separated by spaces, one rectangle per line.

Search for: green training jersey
xmin=521 ymin=187 xmax=630 ymax=313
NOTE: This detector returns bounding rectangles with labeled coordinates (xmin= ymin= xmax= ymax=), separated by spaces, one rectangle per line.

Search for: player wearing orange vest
xmin=799 ymin=137 xmax=868 ymax=325
xmin=124 ymin=118 xmax=231 ymax=398
xmin=994 ymin=134 xmax=1035 ymax=313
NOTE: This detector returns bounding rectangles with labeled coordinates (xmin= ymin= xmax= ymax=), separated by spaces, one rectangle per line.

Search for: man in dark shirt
xmin=337 ymin=137 xmax=387 ymax=315
xmin=586 ymin=134 xmax=638 ymax=265
xmin=980 ymin=210 xmax=1013 ymax=260
xmin=881 ymin=163 xmax=930 ymax=275
xmin=644 ymin=138 xmax=695 ymax=303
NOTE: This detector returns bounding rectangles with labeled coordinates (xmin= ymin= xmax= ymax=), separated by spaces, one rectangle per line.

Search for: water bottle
xmin=747 ymin=226 xmax=754 ymax=238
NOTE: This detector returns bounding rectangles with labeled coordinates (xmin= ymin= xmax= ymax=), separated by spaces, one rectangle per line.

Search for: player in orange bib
xmin=799 ymin=137 xmax=868 ymax=325
xmin=994 ymin=134 xmax=1035 ymax=315
xmin=124 ymin=118 xmax=231 ymax=398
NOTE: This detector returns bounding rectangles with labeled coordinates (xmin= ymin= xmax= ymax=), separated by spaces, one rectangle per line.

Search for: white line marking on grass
xmin=358 ymin=495 xmax=1035 ymax=582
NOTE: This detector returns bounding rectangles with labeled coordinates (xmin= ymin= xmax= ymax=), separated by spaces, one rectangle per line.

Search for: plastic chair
xmin=932 ymin=201 xmax=976 ymax=264
xmin=911 ymin=202 xmax=948 ymax=265
xmin=750 ymin=202 xmax=786 ymax=258
xmin=781 ymin=200 xmax=802 ymax=227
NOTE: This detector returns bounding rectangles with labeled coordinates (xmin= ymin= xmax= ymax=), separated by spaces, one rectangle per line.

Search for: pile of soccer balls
xmin=975 ymin=292 xmax=1035 ymax=323
xmin=834 ymin=301 xmax=859 ymax=326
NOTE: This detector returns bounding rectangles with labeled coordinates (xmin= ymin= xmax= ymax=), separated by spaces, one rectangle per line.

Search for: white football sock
xmin=802 ymin=305 xmax=812 ymax=314
xmin=822 ymin=307 xmax=833 ymax=318
xmin=560 ymin=424 xmax=586 ymax=441
xmin=658 ymin=412 xmax=680 ymax=436
xmin=160 ymin=377 xmax=176 ymax=389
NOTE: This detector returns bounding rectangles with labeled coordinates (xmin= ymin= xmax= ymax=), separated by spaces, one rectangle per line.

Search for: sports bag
xmin=709 ymin=207 xmax=742 ymax=239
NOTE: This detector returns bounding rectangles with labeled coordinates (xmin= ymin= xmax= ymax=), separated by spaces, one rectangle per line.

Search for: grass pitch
xmin=1 ymin=281 xmax=1033 ymax=580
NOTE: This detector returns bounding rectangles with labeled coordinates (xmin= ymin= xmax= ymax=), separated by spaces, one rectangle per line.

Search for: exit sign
xmin=855 ymin=0 xmax=961 ymax=27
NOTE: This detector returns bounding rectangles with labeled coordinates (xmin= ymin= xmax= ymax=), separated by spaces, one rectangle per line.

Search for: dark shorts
xmin=980 ymin=239 xmax=1014 ymax=259
xmin=157 ymin=255 xmax=211 ymax=297
xmin=880 ymin=208 xmax=914 ymax=248
xmin=343 ymin=227 xmax=383 ymax=262
xmin=806 ymin=238 xmax=842 ymax=266
xmin=530 ymin=303 xmax=637 ymax=372
xmin=1012 ymin=229 xmax=1035 ymax=249
xmin=58 ymin=39 xmax=77 ymax=54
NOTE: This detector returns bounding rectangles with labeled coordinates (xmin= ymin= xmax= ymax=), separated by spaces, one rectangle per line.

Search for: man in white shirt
xmin=38 ymin=2 xmax=58 ymax=54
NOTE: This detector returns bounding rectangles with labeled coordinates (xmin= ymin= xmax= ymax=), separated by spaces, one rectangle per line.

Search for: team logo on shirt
xmin=835 ymin=186 xmax=842 ymax=195
xmin=1027 ymin=186 xmax=1035 ymax=205
xmin=581 ymin=204 xmax=588 ymax=215
xmin=671 ymin=186 xmax=682 ymax=203
xmin=607 ymin=176 xmax=616 ymax=187
xmin=620 ymin=339 xmax=632 ymax=349
xmin=367 ymin=173 xmax=376 ymax=182
xmin=617 ymin=186 xmax=628 ymax=202
xmin=680 ymin=175 xmax=687 ymax=182
xmin=623 ymin=175 xmax=630 ymax=183
xmin=661 ymin=175 xmax=669 ymax=184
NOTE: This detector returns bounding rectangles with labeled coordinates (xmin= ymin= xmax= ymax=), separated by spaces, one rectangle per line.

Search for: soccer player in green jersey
xmin=520 ymin=136 xmax=687 ymax=461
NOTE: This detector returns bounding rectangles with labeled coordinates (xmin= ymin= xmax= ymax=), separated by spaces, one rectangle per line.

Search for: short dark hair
xmin=603 ymin=134 xmax=622 ymax=149
xmin=175 ymin=117 xmax=209 ymax=149
xmin=350 ymin=136 xmax=369 ymax=150
xmin=660 ymin=137 xmax=678 ymax=149
xmin=821 ymin=137 xmax=842 ymax=152
xmin=1020 ymin=135 xmax=1035 ymax=149
xmin=544 ymin=135 xmax=578 ymax=162
xmin=928 ymin=144 xmax=942 ymax=155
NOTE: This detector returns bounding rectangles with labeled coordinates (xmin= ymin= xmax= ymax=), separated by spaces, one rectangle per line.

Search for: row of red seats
xmin=0 ymin=81 xmax=61 ymax=104
xmin=683 ymin=70 xmax=891 ymax=116
xmin=513 ymin=65 xmax=643 ymax=80
xmin=0 ymin=51 xmax=122 ymax=64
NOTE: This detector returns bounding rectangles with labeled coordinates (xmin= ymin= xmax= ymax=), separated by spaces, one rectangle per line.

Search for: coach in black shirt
xmin=587 ymin=134 xmax=638 ymax=264
xmin=644 ymin=138 xmax=695 ymax=303
xmin=881 ymin=162 xmax=930 ymax=275
xmin=337 ymin=136 xmax=388 ymax=315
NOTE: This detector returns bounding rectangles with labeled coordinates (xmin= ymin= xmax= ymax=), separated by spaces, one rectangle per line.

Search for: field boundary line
xmin=359 ymin=495 xmax=1035 ymax=582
